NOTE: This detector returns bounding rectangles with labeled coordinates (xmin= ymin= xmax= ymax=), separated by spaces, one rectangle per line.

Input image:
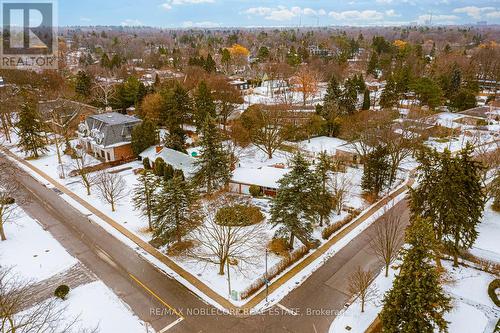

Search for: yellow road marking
xmin=129 ymin=273 xmax=184 ymax=319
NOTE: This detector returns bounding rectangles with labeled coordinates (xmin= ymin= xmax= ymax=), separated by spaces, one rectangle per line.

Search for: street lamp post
xmin=265 ymin=249 xmax=269 ymax=302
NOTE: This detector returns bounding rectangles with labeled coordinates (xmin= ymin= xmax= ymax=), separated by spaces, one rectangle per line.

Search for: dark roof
xmin=85 ymin=112 xmax=141 ymax=147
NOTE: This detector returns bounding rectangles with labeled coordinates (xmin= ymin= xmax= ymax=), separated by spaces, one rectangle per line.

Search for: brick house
xmin=78 ymin=112 xmax=142 ymax=162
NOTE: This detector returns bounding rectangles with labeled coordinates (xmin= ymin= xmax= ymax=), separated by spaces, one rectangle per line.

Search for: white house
xmin=229 ymin=166 xmax=290 ymax=196
xmin=139 ymin=146 xmax=197 ymax=178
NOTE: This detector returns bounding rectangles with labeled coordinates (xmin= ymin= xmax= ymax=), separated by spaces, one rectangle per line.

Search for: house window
xmin=107 ymin=152 xmax=111 ymax=161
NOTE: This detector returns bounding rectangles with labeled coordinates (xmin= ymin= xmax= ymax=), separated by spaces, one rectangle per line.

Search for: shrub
xmin=54 ymin=285 xmax=70 ymax=300
xmin=0 ymin=197 xmax=15 ymax=205
xmin=142 ymin=157 xmax=151 ymax=170
xmin=154 ymin=158 xmax=166 ymax=177
xmin=268 ymin=238 xmax=289 ymax=256
xmin=164 ymin=164 xmax=174 ymax=180
xmin=167 ymin=240 xmax=194 ymax=256
xmin=493 ymin=198 xmax=500 ymax=212
xmin=249 ymin=185 xmax=262 ymax=197
xmin=488 ymin=279 xmax=500 ymax=307
xmin=322 ymin=213 xmax=357 ymax=240
xmin=240 ymin=245 xmax=309 ymax=299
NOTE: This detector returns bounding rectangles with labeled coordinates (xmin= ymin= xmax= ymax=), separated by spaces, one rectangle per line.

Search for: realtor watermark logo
xmin=0 ymin=0 xmax=58 ymax=70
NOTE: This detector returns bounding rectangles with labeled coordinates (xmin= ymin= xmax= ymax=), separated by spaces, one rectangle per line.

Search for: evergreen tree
xmin=491 ymin=172 xmax=500 ymax=212
xmin=161 ymin=83 xmax=192 ymax=127
xmin=17 ymin=101 xmax=48 ymax=158
xmin=100 ymin=53 xmax=111 ymax=69
xmin=132 ymin=169 xmax=158 ymax=230
xmin=194 ymin=81 xmax=216 ymax=131
xmin=445 ymin=145 xmax=485 ymax=266
xmin=160 ymin=83 xmax=191 ymax=152
xmin=193 ymin=116 xmax=232 ymax=195
xmin=380 ymin=217 xmax=451 ymax=333
xmin=367 ymin=52 xmax=379 ymax=77
xmin=204 ymin=54 xmax=216 ymax=73
xmin=131 ymin=119 xmax=157 ymax=157
xmin=410 ymin=145 xmax=485 ymax=267
xmin=317 ymin=76 xmax=342 ymax=137
xmin=314 ymin=152 xmax=334 ymax=227
xmin=361 ymin=145 xmax=390 ymax=199
xmin=221 ymin=48 xmax=231 ymax=72
xmin=152 ymin=175 xmax=200 ymax=246
xmin=324 ymin=76 xmax=342 ymax=105
xmin=270 ymin=152 xmax=318 ymax=249
xmin=339 ymin=80 xmax=358 ymax=114
xmin=449 ymin=88 xmax=476 ymax=111
xmin=380 ymin=76 xmax=398 ymax=109
xmin=362 ymin=89 xmax=371 ymax=110
xmin=75 ymin=70 xmax=93 ymax=97
xmin=113 ymin=76 xmax=146 ymax=110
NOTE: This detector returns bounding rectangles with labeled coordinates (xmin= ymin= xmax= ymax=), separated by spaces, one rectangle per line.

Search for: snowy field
xmin=329 ymin=261 xmax=499 ymax=333
xmin=0 ymin=200 xmax=152 ymax=332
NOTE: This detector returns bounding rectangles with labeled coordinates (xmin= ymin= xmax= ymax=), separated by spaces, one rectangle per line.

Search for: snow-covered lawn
xmin=329 ymin=261 xmax=499 ymax=333
xmin=50 ymin=281 xmax=151 ymax=333
xmin=0 ymin=207 xmax=77 ymax=282
xmin=471 ymin=199 xmax=500 ymax=263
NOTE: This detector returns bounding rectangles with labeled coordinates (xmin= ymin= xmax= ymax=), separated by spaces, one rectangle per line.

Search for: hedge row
xmin=321 ymin=210 xmax=361 ymax=240
xmin=488 ymin=279 xmax=500 ymax=307
xmin=240 ymin=245 xmax=309 ymax=300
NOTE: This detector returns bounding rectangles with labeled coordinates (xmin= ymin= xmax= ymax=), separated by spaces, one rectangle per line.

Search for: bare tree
xmin=239 ymin=105 xmax=287 ymax=159
xmin=0 ymin=266 xmax=98 ymax=333
xmin=187 ymin=195 xmax=265 ymax=276
xmin=330 ymin=173 xmax=352 ymax=215
xmin=72 ymin=148 xmax=96 ymax=196
xmin=92 ymin=80 xmax=116 ymax=108
xmin=95 ymin=171 xmax=128 ymax=212
xmin=348 ymin=267 xmax=377 ymax=313
xmin=369 ymin=211 xmax=405 ymax=277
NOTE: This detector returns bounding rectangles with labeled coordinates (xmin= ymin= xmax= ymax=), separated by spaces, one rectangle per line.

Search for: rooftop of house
xmin=298 ymin=136 xmax=348 ymax=155
xmin=140 ymin=146 xmax=197 ymax=177
xmin=81 ymin=112 xmax=142 ymax=148
xmin=231 ymin=166 xmax=289 ymax=189
xmin=89 ymin=112 xmax=141 ymax=125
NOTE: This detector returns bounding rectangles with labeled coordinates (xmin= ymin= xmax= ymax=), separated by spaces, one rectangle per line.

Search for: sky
xmin=58 ymin=0 xmax=500 ymax=27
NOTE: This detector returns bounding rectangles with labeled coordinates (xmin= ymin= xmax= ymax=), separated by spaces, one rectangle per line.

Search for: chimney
xmin=156 ymin=145 xmax=163 ymax=154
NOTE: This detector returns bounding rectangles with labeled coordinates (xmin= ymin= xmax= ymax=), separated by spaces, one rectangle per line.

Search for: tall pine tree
xmin=194 ymin=81 xmax=216 ymax=132
xmin=380 ymin=76 xmax=398 ymax=109
xmin=193 ymin=116 xmax=232 ymax=195
xmin=380 ymin=217 xmax=451 ymax=333
xmin=361 ymin=145 xmax=390 ymax=199
xmin=152 ymin=175 xmax=200 ymax=246
xmin=131 ymin=119 xmax=157 ymax=156
xmin=17 ymin=101 xmax=48 ymax=158
xmin=270 ymin=152 xmax=319 ymax=248
xmin=410 ymin=145 xmax=485 ymax=267
xmin=314 ymin=152 xmax=334 ymax=227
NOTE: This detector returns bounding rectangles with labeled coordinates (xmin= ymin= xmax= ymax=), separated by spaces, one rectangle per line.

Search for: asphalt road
xmin=2 ymin=154 xmax=409 ymax=333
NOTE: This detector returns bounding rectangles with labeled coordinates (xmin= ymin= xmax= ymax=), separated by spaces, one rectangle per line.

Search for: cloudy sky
xmin=59 ymin=0 xmax=500 ymax=27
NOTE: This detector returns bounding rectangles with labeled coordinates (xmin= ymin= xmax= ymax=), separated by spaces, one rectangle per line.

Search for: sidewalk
xmin=1 ymin=146 xmax=414 ymax=313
